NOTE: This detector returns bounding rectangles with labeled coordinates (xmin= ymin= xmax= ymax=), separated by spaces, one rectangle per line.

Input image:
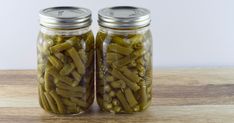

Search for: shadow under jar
xmin=37 ymin=7 xmax=94 ymax=115
xmin=96 ymin=6 xmax=153 ymax=113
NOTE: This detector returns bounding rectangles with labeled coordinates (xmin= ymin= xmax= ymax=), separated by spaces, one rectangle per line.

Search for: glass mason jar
xmin=37 ymin=7 xmax=94 ymax=114
xmin=96 ymin=6 xmax=152 ymax=113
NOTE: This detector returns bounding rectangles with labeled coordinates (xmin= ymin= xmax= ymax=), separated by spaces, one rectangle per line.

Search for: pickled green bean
xmin=39 ymin=85 xmax=50 ymax=111
xmin=59 ymin=63 xmax=75 ymax=75
xmin=108 ymin=43 xmax=133 ymax=56
xmin=124 ymin=88 xmax=138 ymax=107
xmin=56 ymin=82 xmax=83 ymax=92
xmin=49 ymin=90 xmax=65 ymax=113
xmin=44 ymin=92 xmax=59 ymax=113
xmin=110 ymin=80 xmax=126 ymax=89
xmin=116 ymin=90 xmax=132 ymax=112
xmin=139 ymin=85 xmax=148 ymax=109
xmin=71 ymin=70 xmax=81 ymax=83
xmin=56 ymin=88 xmax=83 ymax=98
xmin=67 ymin=47 xmax=85 ymax=75
xmin=70 ymin=97 xmax=87 ymax=108
xmin=110 ymin=69 xmax=140 ymax=91
xmin=48 ymin=55 xmax=63 ymax=70
xmin=111 ymin=36 xmax=129 ymax=47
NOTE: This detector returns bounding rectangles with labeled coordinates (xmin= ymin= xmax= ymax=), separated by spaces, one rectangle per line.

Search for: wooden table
xmin=0 ymin=68 xmax=234 ymax=123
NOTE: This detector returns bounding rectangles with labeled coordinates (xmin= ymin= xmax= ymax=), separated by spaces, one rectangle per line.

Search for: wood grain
xmin=0 ymin=68 xmax=234 ymax=123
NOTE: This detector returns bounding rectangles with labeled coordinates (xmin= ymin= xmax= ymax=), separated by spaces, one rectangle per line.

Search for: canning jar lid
xmin=39 ymin=6 xmax=92 ymax=29
xmin=98 ymin=6 xmax=151 ymax=29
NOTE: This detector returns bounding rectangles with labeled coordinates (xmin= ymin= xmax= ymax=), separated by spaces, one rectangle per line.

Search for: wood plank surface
xmin=0 ymin=68 xmax=234 ymax=123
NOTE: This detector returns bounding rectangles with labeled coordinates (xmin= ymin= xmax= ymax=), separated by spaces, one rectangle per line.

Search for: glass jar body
xmin=37 ymin=26 xmax=94 ymax=115
xmin=96 ymin=26 xmax=153 ymax=113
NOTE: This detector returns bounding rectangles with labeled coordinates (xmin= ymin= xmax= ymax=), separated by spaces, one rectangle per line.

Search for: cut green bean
xmin=108 ymin=44 xmax=133 ymax=55
xmin=67 ymin=47 xmax=85 ymax=75
xmin=62 ymin=98 xmax=76 ymax=107
xmin=110 ymin=80 xmax=126 ymax=89
xmin=49 ymin=90 xmax=65 ymax=113
xmin=59 ymin=63 xmax=75 ymax=75
xmin=124 ymin=88 xmax=138 ymax=107
xmin=139 ymin=85 xmax=148 ymax=109
xmin=44 ymin=92 xmax=59 ymax=113
xmin=39 ymin=85 xmax=50 ymax=111
xmin=70 ymin=97 xmax=87 ymax=108
xmin=78 ymin=49 xmax=87 ymax=63
xmin=48 ymin=55 xmax=63 ymax=70
xmin=56 ymin=88 xmax=83 ymax=98
xmin=121 ymin=67 xmax=141 ymax=83
xmin=110 ymin=69 xmax=140 ymax=91
xmin=55 ymin=82 xmax=83 ymax=92
xmin=71 ymin=70 xmax=81 ymax=83
xmin=116 ymin=90 xmax=132 ymax=113
xmin=111 ymin=36 xmax=129 ymax=47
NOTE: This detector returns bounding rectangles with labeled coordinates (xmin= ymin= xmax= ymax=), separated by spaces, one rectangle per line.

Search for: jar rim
xmin=39 ymin=6 xmax=92 ymax=29
xmin=98 ymin=6 xmax=151 ymax=29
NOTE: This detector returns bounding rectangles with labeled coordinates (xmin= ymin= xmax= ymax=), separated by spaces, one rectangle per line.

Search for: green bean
xmin=134 ymin=48 xmax=147 ymax=57
xmin=54 ymin=53 xmax=66 ymax=63
xmin=78 ymin=49 xmax=87 ymax=63
xmin=103 ymin=102 xmax=113 ymax=110
xmin=114 ymin=106 xmax=121 ymax=112
xmin=111 ymin=35 xmax=129 ymax=47
xmin=55 ymin=82 xmax=83 ymax=92
xmin=54 ymin=35 xmax=64 ymax=43
xmin=38 ymin=77 xmax=44 ymax=84
xmin=110 ymin=69 xmax=140 ymax=91
xmin=70 ymin=97 xmax=87 ymax=108
xmin=62 ymin=98 xmax=76 ymax=107
xmin=116 ymin=90 xmax=132 ymax=112
xmin=49 ymin=90 xmax=65 ymax=113
xmin=83 ymin=31 xmax=94 ymax=51
xmin=39 ymin=85 xmax=50 ymax=111
xmin=108 ymin=44 xmax=133 ymax=56
xmin=110 ymin=80 xmax=126 ymax=89
xmin=71 ymin=70 xmax=81 ymax=83
xmin=142 ymin=101 xmax=151 ymax=110
xmin=59 ymin=76 xmax=74 ymax=86
xmin=50 ymin=41 xmax=73 ymax=53
xmin=112 ymin=53 xmax=137 ymax=68
xmin=120 ymin=67 xmax=141 ymax=83
xmin=86 ymin=49 xmax=94 ymax=67
xmin=59 ymin=63 xmax=75 ymax=75
xmin=56 ymin=88 xmax=83 ymax=98
xmin=109 ymin=90 xmax=115 ymax=97
xmin=67 ymin=47 xmax=85 ymax=75
xmin=129 ymin=34 xmax=143 ymax=44
xmin=136 ymin=57 xmax=144 ymax=66
xmin=106 ymin=53 xmax=124 ymax=63
xmin=139 ymin=85 xmax=148 ymax=109
xmin=47 ymin=67 xmax=74 ymax=86
xmin=44 ymin=70 xmax=53 ymax=91
xmin=38 ymin=87 xmax=43 ymax=108
xmin=124 ymin=88 xmax=138 ymax=107
xmin=48 ymin=55 xmax=63 ymax=70
xmin=44 ymin=92 xmax=59 ymax=113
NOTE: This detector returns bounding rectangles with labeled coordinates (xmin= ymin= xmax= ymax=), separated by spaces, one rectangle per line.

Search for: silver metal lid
xmin=40 ymin=6 xmax=92 ymax=29
xmin=98 ymin=6 xmax=151 ymax=29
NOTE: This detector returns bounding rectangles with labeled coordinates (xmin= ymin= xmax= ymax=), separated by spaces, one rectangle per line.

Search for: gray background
xmin=0 ymin=0 xmax=233 ymax=69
